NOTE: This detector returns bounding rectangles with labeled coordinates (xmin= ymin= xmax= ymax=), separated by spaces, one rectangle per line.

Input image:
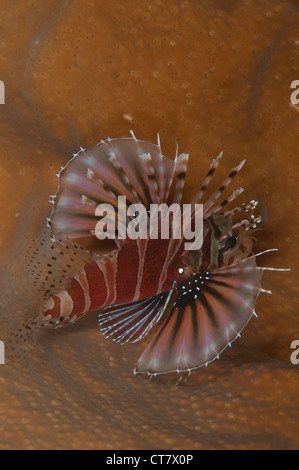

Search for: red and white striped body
xmin=42 ymin=215 xmax=253 ymax=329
xmin=42 ymin=238 xmax=182 ymax=327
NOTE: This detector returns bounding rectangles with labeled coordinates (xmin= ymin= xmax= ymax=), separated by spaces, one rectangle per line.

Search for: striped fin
xmin=156 ymin=133 xmax=173 ymax=202
xmin=189 ymin=153 xmax=246 ymax=220
xmin=135 ymin=254 xmax=267 ymax=375
xmin=138 ymin=153 xmax=161 ymax=205
xmin=107 ymin=150 xmax=143 ymax=206
xmin=98 ymin=287 xmax=178 ymax=344
xmin=202 ymin=159 xmax=246 ymax=217
xmin=171 ymin=153 xmax=189 ymax=205
xmin=204 ymin=187 xmax=245 ymax=218
xmin=190 ymin=150 xmax=223 ymax=206
xmin=50 ymin=137 xmax=176 ymax=240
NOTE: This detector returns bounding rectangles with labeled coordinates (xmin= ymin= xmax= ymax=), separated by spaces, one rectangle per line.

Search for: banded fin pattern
xmin=190 ymin=153 xmax=247 ymax=221
xmin=171 ymin=153 xmax=189 ymax=205
xmin=190 ymin=150 xmax=223 ymax=207
xmin=98 ymin=288 xmax=177 ymax=344
xmin=50 ymin=138 xmax=177 ymax=240
xmin=135 ymin=254 xmax=265 ymax=375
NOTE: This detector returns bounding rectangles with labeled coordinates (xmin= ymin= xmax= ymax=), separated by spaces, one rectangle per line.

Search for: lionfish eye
xmin=224 ymin=236 xmax=237 ymax=250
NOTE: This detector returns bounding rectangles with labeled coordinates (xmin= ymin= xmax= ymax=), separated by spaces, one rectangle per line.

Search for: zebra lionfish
xmin=11 ymin=133 xmax=288 ymax=378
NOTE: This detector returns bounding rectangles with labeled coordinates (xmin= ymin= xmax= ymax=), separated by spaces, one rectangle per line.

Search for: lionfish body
xmin=17 ymin=135 xmax=287 ymax=376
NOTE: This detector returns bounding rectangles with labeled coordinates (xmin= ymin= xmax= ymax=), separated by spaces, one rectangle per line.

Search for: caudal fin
xmin=5 ymin=315 xmax=43 ymax=362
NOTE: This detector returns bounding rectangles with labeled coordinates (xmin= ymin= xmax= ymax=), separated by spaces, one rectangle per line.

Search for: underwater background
xmin=0 ymin=0 xmax=298 ymax=450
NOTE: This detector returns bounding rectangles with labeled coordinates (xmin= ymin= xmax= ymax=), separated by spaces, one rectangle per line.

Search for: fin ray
xmin=50 ymin=138 xmax=176 ymax=240
xmin=24 ymin=228 xmax=93 ymax=296
xmin=135 ymin=255 xmax=264 ymax=375
xmin=98 ymin=288 xmax=178 ymax=344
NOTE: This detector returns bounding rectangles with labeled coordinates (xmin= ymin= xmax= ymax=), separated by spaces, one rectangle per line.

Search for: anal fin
xmin=98 ymin=287 xmax=178 ymax=344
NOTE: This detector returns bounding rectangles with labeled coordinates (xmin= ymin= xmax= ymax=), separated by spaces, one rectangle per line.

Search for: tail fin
xmin=5 ymin=315 xmax=44 ymax=362
xmin=6 ymin=226 xmax=94 ymax=361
